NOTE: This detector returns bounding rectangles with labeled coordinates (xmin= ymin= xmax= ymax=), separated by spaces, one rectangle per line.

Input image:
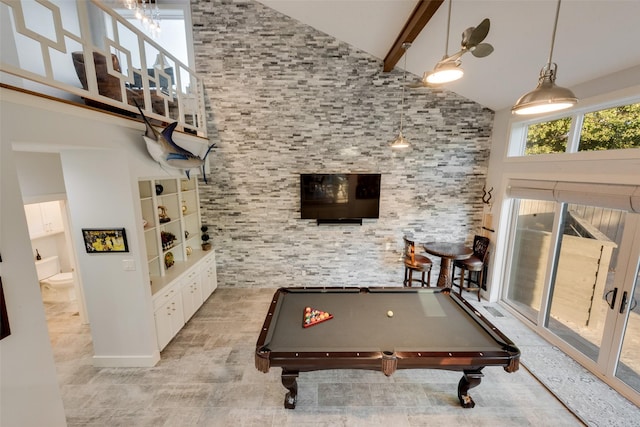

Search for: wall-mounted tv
xmin=300 ymin=173 xmax=381 ymax=224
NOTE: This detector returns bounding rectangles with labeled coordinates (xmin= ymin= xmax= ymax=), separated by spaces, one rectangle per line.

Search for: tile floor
xmin=45 ymin=287 xmax=637 ymax=426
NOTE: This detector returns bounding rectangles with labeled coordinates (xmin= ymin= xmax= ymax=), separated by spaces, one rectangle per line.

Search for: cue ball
xmin=387 ymin=310 xmax=394 ymax=317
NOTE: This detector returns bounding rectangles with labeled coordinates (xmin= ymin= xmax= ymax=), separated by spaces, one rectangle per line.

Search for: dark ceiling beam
xmin=383 ymin=0 xmax=444 ymax=72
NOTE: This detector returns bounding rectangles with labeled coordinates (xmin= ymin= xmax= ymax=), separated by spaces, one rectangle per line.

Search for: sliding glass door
xmin=546 ymin=204 xmax=625 ymax=364
xmin=503 ymin=193 xmax=640 ymax=405
xmin=610 ymin=221 xmax=640 ymax=396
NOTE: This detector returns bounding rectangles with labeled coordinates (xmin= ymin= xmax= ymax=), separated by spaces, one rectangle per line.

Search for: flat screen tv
xmin=300 ymin=173 xmax=381 ymax=222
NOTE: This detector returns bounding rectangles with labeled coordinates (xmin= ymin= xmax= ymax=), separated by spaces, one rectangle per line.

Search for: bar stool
xmin=403 ymin=236 xmax=432 ymax=287
xmin=451 ymin=235 xmax=490 ymax=301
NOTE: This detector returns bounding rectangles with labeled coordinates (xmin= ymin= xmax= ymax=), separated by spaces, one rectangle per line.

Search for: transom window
xmin=512 ymin=102 xmax=640 ymax=156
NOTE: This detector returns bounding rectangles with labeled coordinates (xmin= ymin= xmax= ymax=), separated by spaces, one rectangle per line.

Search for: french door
xmin=504 ymin=198 xmax=640 ymax=405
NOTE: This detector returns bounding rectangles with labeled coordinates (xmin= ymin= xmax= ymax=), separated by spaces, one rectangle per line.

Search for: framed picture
xmin=82 ymin=228 xmax=129 ymax=253
xmin=0 ymin=277 xmax=10 ymax=341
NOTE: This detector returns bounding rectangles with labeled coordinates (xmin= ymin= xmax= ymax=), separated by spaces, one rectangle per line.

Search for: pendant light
xmin=425 ymin=0 xmax=463 ymax=85
xmin=391 ymin=43 xmax=411 ymax=149
xmin=512 ymin=0 xmax=577 ymax=115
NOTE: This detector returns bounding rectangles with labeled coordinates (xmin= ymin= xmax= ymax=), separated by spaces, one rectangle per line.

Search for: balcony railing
xmin=0 ymin=0 xmax=206 ymax=137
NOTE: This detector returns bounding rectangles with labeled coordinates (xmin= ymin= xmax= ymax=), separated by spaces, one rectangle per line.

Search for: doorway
xmin=23 ymin=199 xmax=89 ymax=338
xmin=504 ymin=197 xmax=640 ymax=405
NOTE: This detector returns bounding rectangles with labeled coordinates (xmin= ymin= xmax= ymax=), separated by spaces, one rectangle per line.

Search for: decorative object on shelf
xmin=160 ymin=231 xmax=176 ymax=251
xmin=81 ymin=228 xmax=129 ymax=253
xmin=134 ymin=101 xmax=216 ymax=183
xmin=142 ymin=219 xmax=148 ymax=228
xmin=155 ymin=184 xmax=164 ymax=195
xmin=164 ymin=251 xmax=174 ymax=269
xmin=35 ymin=249 xmax=42 ymax=261
xmin=158 ymin=205 xmax=170 ymax=223
xmin=201 ymin=225 xmax=211 ymax=251
xmin=186 ymin=246 xmax=193 ymax=256
xmin=182 ymin=200 xmax=187 ymax=214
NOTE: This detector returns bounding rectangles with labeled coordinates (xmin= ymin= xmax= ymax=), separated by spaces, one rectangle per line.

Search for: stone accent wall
xmin=191 ymin=0 xmax=494 ymax=288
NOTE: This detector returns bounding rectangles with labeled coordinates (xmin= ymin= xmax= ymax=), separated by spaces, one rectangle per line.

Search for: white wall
xmin=0 ymin=129 xmax=66 ymax=426
xmin=61 ymin=148 xmax=161 ymax=365
xmin=15 ymin=152 xmax=66 ymax=203
xmin=484 ymin=70 xmax=640 ymax=302
xmin=0 ymin=88 xmax=207 ymax=427
xmin=4 ymin=90 xmax=172 ymax=367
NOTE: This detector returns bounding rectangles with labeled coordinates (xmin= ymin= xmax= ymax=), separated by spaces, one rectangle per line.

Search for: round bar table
xmin=423 ymin=242 xmax=473 ymax=288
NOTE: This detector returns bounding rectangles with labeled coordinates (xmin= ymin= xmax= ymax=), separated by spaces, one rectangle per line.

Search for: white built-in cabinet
xmin=24 ymin=201 xmax=64 ymax=239
xmin=150 ymin=251 xmax=217 ymax=350
xmin=153 ymin=284 xmax=185 ymax=350
xmin=139 ymin=177 xmax=217 ymax=351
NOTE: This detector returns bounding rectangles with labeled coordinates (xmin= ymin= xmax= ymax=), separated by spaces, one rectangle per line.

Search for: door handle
xmin=605 ymin=288 xmax=618 ymax=310
xmin=619 ymin=291 xmax=638 ymax=314
xmin=620 ymin=291 xmax=628 ymax=314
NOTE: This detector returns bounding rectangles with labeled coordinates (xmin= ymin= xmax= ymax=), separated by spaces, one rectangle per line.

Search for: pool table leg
xmin=281 ymin=370 xmax=299 ymax=409
xmin=457 ymin=369 xmax=484 ymax=408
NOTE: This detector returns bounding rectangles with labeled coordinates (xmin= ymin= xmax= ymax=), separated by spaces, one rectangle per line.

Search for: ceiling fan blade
xmin=470 ymin=43 xmax=494 ymax=58
xmin=462 ymin=18 xmax=490 ymax=48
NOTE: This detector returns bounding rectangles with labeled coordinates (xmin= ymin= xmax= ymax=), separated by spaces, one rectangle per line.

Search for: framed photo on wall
xmin=0 ymin=277 xmax=10 ymax=340
xmin=82 ymin=228 xmax=129 ymax=253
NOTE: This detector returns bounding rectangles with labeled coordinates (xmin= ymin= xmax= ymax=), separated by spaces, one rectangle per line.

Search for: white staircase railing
xmin=0 ymin=0 xmax=207 ymax=137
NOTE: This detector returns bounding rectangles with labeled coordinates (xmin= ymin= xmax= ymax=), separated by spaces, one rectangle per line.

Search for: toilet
xmin=35 ymin=256 xmax=75 ymax=302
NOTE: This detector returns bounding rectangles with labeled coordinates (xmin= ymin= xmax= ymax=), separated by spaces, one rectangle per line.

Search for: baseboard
xmin=92 ymin=351 xmax=160 ymax=368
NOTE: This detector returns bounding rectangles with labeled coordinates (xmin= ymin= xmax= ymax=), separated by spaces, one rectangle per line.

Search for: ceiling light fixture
xmin=425 ymin=0 xmax=463 ymax=85
xmin=512 ymin=0 xmax=577 ymax=115
xmin=122 ymin=0 xmax=161 ymax=37
xmin=391 ymin=43 xmax=411 ymax=149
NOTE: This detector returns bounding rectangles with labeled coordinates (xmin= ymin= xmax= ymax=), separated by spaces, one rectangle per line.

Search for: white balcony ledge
xmin=0 ymin=0 xmax=207 ymax=137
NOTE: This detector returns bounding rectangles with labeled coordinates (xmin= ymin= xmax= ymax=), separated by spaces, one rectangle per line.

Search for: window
xmin=525 ymin=118 xmax=570 ymax=155
xmin=514 ymin=102 xmax=640 ymax=156
xmin=579 ymin=104 xmax=640 ymax=152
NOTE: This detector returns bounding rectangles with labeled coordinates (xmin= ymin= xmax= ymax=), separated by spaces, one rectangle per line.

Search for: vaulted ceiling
xmin=257 ymin=0 xmax=640 ymax=112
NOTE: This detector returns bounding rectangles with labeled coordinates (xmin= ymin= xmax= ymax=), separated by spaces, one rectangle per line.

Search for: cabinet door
xmin=154 ymin=301 xmax=174 ymax=350
xmin=153 ymin=286 xmax=185 ymax=350
xmin=24 ymin=204 xmax=46 ymax=237
xmin=24 ymin=201 xmax=64 ymax=238
xmin=181 ymin=278 xmax=197 ymax=321
xmin=181 ymin=271 xmax=203 ymax=321
xmin=169 ymin=299 xmax=185 ymax=336
xmin=41 ymin=201 xmax=63 ymax=233
xmin=201 ymin=254 xmax=217 ymax=299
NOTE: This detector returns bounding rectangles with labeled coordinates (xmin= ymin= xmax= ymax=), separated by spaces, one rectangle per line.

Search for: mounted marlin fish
xmin=135 ymin=101 xmax=215 ymax=182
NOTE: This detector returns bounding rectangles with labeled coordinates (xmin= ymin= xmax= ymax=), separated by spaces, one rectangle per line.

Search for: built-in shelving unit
xmin=139 ymin=176 xmax=217 ymax=351
xmin=138 ymin=177 xmax=203 ymax=279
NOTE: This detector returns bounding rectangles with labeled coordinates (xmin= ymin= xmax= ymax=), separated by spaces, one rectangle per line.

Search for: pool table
xmin=255 ymin=287 xmax=520 ymax=409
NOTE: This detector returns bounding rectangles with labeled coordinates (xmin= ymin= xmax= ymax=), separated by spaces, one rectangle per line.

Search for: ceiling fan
xmin=410 ymin=0 xmax=493 ymax=87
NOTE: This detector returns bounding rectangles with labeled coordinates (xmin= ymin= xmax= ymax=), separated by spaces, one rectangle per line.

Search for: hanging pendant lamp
xmin=424 ymin=0 xmax=463 ymax=85
xmin=512 ymin=0 xmax=577 ymax=115
xmin=391 ymin=43 xmax=411 ymax=149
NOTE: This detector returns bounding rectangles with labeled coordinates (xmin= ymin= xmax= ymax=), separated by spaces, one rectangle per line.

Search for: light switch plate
xmin=122 ymin=259 xmax=136 ymax=271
